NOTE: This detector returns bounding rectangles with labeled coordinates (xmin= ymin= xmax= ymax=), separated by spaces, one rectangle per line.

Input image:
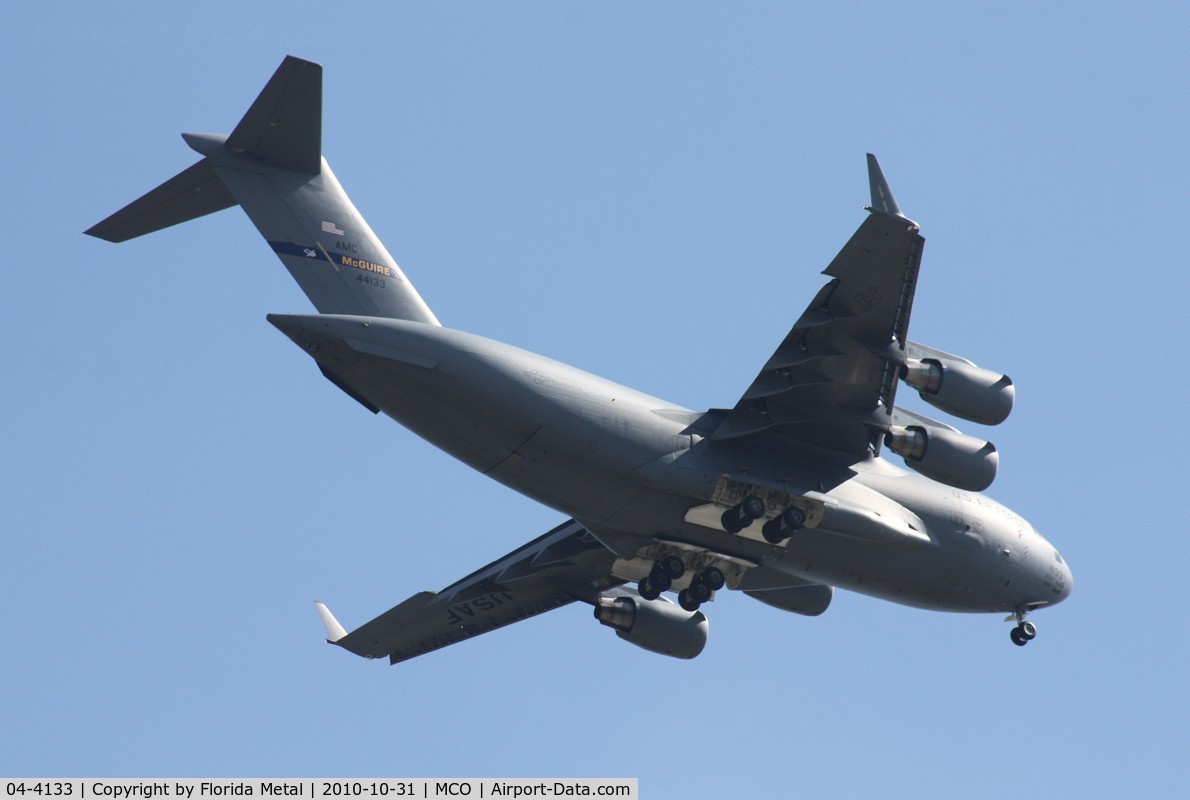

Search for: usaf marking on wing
xmin=87 ymin=57 xmax=1072 ymax=664
xmin=445 ymin=591 xmax=518 ymax=627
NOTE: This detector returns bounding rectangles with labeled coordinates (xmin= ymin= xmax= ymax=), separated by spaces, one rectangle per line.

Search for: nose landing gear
xmin=1008 ymin=612 xmax=1038 ymax=646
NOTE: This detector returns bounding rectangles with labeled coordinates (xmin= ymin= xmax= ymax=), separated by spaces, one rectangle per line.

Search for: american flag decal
xmin=321 ymin=220 xmax=344 ymax=235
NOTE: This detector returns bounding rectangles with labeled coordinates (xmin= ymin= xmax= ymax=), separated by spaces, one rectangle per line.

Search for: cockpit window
xmin=1053 ymin=549 xmax=1064 ymax=565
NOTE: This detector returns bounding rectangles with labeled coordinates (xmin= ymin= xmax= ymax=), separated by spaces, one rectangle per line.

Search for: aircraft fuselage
xmin=271 ymin=313 xmax=1073 ymax=617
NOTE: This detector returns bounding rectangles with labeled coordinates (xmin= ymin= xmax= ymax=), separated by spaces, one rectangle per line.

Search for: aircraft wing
xmin=317 ymin=519 xmax=622 ymax=664
xmin=712 ymin=155 xmax=925 ymax=467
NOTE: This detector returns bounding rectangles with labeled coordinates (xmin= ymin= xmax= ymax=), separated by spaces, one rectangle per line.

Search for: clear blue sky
xmin=3 ymin=2 xmax=1186 ymax=796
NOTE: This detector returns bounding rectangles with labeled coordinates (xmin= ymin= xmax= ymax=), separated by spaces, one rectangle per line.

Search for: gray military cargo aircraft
xmin=88 ymin=56 xmax=1072 ymax=663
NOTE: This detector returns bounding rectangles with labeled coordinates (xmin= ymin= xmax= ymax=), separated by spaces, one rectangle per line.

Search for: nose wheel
xmin=1008 ymin=612 xmax=1038 ymax=646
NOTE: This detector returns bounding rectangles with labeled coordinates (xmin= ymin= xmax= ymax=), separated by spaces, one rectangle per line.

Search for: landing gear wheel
xmin=648 ymin=568 xmax=672 ymax=594
xmin=740 ymin=495 xmax=766 ymax=521
xmin=721 ymin=507 xmax=746 ymax=534
xmin=678 ymin=588 xmax=701 ymax=612
xmin=782 ymin=506 xmax=807 ymax=529
xmin=660 ymin=555 xmax=686 ymax=580
xmin=762 ymin=517 xmax=788 ymax=544
xmin=1009 ymin=610 xmax=1037 ymax=646
xmin=702 ymin=567 xmax=726 ymax=592
xmin=638 ymin=576 xmax=661 ymax=601
xmin=687 ymin=579 xmax=712 ymax=603
xmin=722 ymin=496 xmax=766 ymax=533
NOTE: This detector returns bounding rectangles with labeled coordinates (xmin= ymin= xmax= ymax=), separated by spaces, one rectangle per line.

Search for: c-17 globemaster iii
xmin=87 ymin=56 xmax=1072 ymax=664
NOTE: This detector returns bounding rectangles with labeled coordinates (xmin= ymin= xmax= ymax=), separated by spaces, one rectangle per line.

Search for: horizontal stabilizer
xmin=227 ymin=55 xmax=322 ymax=175
xmin=84 ymin=159 xmax=236 ymax=242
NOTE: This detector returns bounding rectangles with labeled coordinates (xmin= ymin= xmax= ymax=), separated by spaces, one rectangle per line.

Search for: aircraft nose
xmin=1056 ymin=554 xmax=1074 ymax=603
xmin=1025 ymin=524 xmax=1073 ymax=607
xmin=1044 ymin=546 xmax=1074 ymax=606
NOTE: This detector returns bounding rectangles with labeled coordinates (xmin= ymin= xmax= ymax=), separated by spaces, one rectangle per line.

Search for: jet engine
xmin=902 ymin=342 xmax=1014 ymax=425
xmin=594 ymin=593 xmax=708 ymax=659
xmin=885 ymin=424 xmax=998 ymax=492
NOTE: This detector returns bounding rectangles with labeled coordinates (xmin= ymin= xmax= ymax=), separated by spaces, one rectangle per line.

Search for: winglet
xmin=314 ymin=601 xmax=348 ymax=643
xmin=865 ymin=154 xmax=914 ymax=225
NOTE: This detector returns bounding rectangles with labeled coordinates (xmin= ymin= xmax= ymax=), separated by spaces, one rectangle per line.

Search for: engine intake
xmin=885 ymin=424 xmax=998 ymax=492
xmin=594 ymin=594 xmax=708 ymax=659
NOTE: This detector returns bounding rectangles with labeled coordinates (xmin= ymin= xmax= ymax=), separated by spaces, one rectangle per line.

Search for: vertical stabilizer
xmin=227 ymin=56 xmax=322 ymax=175
xmin=86 ymin=57 xmax=440 ymax=325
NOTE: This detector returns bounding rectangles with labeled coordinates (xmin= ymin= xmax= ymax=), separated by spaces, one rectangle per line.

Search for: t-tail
xmin=86 ymin=56 xmax=439 ymax=325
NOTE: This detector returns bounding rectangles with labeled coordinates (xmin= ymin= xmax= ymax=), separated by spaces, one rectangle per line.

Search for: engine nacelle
xmin=885 ymin=424 xmax=998 ymax=492
xmin=594 ymin=593 xmax=708 ymax=659
xmin=903 ymin=358 xmax=1014 ymax=425
xmin=902 ymin=342 xmax=1014 ymax=425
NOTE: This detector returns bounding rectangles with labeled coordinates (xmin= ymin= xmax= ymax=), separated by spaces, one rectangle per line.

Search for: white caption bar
xmin=2 ymin=781 xmax=637 ymax=800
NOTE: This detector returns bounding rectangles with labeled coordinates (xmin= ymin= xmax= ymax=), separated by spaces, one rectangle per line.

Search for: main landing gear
xmin=1009 ymin=611 xmax=1038 ymax=646
xmin=636 ymin=556 xmax=684 ymax=600
xmin=637 ymin=558 xmax=725 ymax=613
xmin=722 ymin=494 xmax=806 ymax=544
xmin=762 ymin=506 xmax=806 ymax=544
xmin=678 ymin=566 xmax=724 ymax=612
xmin=720 ymin=495 xmax=766 ymax=533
